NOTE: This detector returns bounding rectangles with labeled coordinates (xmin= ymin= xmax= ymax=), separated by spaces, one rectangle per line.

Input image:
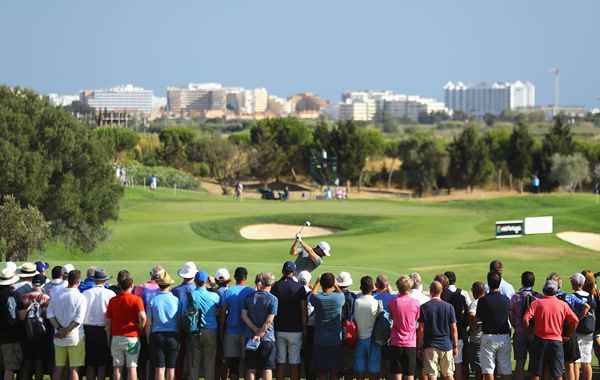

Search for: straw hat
xmin=0 ymin=267 xmax=19 ymax=286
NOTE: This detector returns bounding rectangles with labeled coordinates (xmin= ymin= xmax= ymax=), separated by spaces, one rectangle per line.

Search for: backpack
xmin=444 ymin=288 xmax=468 ymax=337
xmin=342 ymin=298 xmax=358 ymax=348
xmin=182 ymin=292 xmax=202 ymax=333
xmin=0 ymin=293 xmax=18 ymax=328
xmin=371 ymin=301 xmax=392 ymax=346
xmin=25 ymin=300 xmax=46 ymax=340
xmin=518 ymin=289 xmax=542 ymax=322
xmin=573 ymin=293 xmax=596 ymax=334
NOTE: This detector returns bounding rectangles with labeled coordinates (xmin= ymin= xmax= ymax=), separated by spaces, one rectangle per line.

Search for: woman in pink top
xmin=388 ymin=276 xmax=421 ymax=380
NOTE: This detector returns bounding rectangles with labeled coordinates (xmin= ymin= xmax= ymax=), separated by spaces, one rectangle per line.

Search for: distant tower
xmin=550 ymin=68 xmax=560 ymax=117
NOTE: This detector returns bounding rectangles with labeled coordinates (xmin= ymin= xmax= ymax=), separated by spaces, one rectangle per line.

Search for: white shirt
xmin=408 ymin=289 xmax=430 ymax=306
xmin=44 ymin=280 xmax=67 ymax=299
xmin=47 ymin=287 xmax=87 ymax=346
xmin=354 ymin=294 xmax=380 ymax=339
xmin=83 ymin=285 xmax=116 ymax=326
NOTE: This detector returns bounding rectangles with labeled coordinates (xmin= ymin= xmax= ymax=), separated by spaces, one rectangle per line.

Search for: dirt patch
xmin=240 ymin=224 xmax=338 ymax=240
xmin=556 ymin=231 xmax=600 ymax=252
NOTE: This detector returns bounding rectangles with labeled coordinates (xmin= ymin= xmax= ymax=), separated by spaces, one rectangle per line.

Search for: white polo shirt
xmin=83 ymin=285 xmax=116 ymax=326
xmin=47 ymin=287 xmax=87 ymax=346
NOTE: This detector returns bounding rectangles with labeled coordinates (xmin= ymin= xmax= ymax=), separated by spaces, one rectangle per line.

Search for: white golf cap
xmin=215 ymin=268 xmax=230 ymax=281
xmin=177 ymin=262 xmax=198 ymax=279
xmin=317 ymin=241 xmax=331 ymax=256
xmin=297 ymin=270 xmax=312 ymax=285
xmin=62 ymin=264 xmax=75 ymax=274
xmin=336 ymin=271 xmax=353 ymax=287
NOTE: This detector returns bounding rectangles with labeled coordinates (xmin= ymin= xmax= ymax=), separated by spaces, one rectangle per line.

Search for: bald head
xmin=430 ymin=281 xmax=443 ymax=297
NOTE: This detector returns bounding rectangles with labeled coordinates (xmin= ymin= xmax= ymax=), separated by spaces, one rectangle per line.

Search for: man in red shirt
xmin=523 ymin=280 xmax=579 ymax=380
xmin=106 ymin=277 xmax=147 ymax=380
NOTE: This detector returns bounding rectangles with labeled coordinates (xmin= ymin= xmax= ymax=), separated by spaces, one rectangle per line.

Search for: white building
xmin=444 ymin=81 xmax=535 ymax=116
xmin=267 ymin=95 xmax=292 ymax=116
xmin=241 ymin=88 xmax=268 ymax=114
xmin=80 ymin=84 xmax=153 ymax=114
xmin=48 ymin=93 xmax=79 ymax=107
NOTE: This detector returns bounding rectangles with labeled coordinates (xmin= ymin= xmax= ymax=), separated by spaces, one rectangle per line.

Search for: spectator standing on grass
xmin=83 ymin=269 xmax=116 ymax=380
xmin=241 ymin=273 xmax=278 ymax=380
xmin=418 ymin=281 xmax=458 ymax=380
xmin=79 ymin=267 xmax=98 ymax=293
xmin=569 ymin=273 xmax=595 ymax=380
xmin=134 ymin=265 xmax=165 ymax=306
xmin=408 ymin=273 xmax=430 ymax=306
xmin=289 ymin=235 xmax=331 ymax=274
xmin=271 ymin=262 xmax=307 ymax=380
xmin=173 ymin=262 xmax=198 ymax=380
xmin=145 ymin=272 xmax=180 ymax=380
xmin=44 ymin=266 xmax=66 ymax=299
xmin=523 ymin=280 xmax=579 ymax=380
xmin=19 ymin=274 xmax=51 ymax=380
xmin=110 ymin=270 xmax=131 ymax=295
xmin=476 ymin=272 xmax=512 ymax=380
xmin=374 ymin=274 xmax=395 ymax=312
xmin=441 ymin=272 xmax=469 ymax=380
xmin=509 ymin=271 xmax=542 ymax=380
xmin=35 ymin=262 xmax=49 ymax=282
xmin=47 ymin=270 xmax=88 ymax=380
xmin=353 ymin=275 xmax=382 ymax=380
xmin=14 ymin=262 xmax=38 ymax=297
xmin=297 ymin=271 xmax=316 ymax=380
xmin=214 ymin=268 xmax=231 ymax=379
xmin=310 ymin=272 xmax=346 ymax=380
xmin=0 ymin=266 xmax=24 ymax=380
xmin=106 ymin=276 xmax=147 ymax=380
xmin=488 ymin=260 xmax=515 ymax=299
xmin=388 ymin=275 xmax=420 ymax=380
xmin=467 ymin=282 xmax=485 ymax=380
xmin=337 ymin=271 xmax=357 ymax=378
xmin=186 ymin=271 xmax=221 ymax=380
xmin=580 ymin=270 xmax=600 ymax=368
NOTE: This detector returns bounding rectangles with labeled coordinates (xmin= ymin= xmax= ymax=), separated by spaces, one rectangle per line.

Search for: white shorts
xmin=454 ymin=339 xmax=464 ymax=364
xmin=111 ymin=336 xmax=140 ymax=368
xmin=575 ymin=333 xmax=593 ymax=364
xmin=275 ymin=332 xmax=302 ymax=365
xmin=480 ymin=334 xmax=512 ymax=375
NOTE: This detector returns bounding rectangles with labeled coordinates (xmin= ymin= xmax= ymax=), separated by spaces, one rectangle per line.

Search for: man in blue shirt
xmin=222 ymin=267 xmax=254 ymax=380
xmin=309 ymin=272 xmax=346 ymax=380
xmin=241 ymin=272 xmax=278 ymax=380
xmin=185 ymin=271 xmax=221 ymax=380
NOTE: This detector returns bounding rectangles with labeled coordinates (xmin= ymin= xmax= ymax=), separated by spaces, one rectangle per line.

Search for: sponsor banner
xmin=524 ymin=216 xmax=553 ymax=235
xmin=496 ymin=220 xmax=524 ymax=239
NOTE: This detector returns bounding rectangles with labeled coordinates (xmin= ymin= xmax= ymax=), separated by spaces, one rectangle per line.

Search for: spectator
xmin=374 ymin=274 xmax=395 ymax=313
xmin=19 ymin=274 xmax=51 ymax=380
xmin=222 ymin=267 xmax=254 ymax=380
xmin=186 ymin=271 xmax=221 ymax=380
xmin=61 ymin=264 xmax=75 ymax=280
xmin=213 ymin=268 xmax=230 ymax=380
xmin=15 ymin=262 xmax=39 ymax=297
xmin=417 ymin=281 xmax=458 ymax=380
xmin=83 ymin=269 xmax=116 ymax=380
xmin=106 ymin=276 xmax=147 ymax=380
xmin=35 ymin=262 xmax=50 ymax=279
xmin=110 ymin=270 xmax=131 ymax=295
xmin=79 ymin=267 xmax=98 ymax=293
xmin=488 ymin=260 xmax=515 ymax=299
xmin=145 ymin=272 xmax=179 ymax=380
xmin=580 ymin=270 xmax=600 ymax=367
xmin=523 ymin=280 xmax=579 ymax=380
xmin=215 ymin=268 xmax=231 ymax=297
xmin=310 ymin=272 xmax=345 ymax=380
xmin=289 ymin=236 xmax=331 ymax=274
xmin=47 ymin=270 xmax=88 ymax=380
xmin=271 ymin=262 xmax=306 ymax=380
xmin=0 ymin=266 xmax=24 ymax=380
xmin=467 ymin=282 xmax=486 ymax=380
xmin=476 ymin=272 xmax=512 ymax=380
xmin=337 ymin=271 xmax=357 ymax=377
xmin=297 ymin=271 xmax=315 ymax=380
xmin=441 ymin=272 xmax=469 ymax=380
xmin=241 ymin=273 xmax=278 ymax=380
xmin=353 ymin=275 xmax=382 ymax=380
xmin=173 ymin=262 xmax=198 ymax=301
xmin=408 ymin=272 xmax=430 ymax=306
xmin=570 ymin=273 xmax=595 ymax=380
xmin=134 ymin=265 xmax=165 ymax=306
xmin=509 ymin=271 xmax=542 ymax=380
xmin=44 ymin=266 xmax=66 ymax=299
xmin=388 ymin=275 xmax=420 ymax=380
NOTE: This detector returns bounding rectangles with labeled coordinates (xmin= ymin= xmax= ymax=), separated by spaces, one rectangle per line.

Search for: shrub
xmin=124 ymin=162 xmax=200 ymax=190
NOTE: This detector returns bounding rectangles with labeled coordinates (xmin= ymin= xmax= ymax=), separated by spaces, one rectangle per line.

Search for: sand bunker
xmin=240 ymin=224 xmax=337 ymax=240
xmin=556 ymin=231 xmax=600 ymax=252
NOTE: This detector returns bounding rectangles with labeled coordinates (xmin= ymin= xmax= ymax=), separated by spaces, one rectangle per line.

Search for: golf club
xmin=296 ymin=220 xmax=311 ymax=239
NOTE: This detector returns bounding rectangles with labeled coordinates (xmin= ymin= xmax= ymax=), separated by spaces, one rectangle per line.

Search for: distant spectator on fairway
xmin=289 ymin=235 xmax=331 ymax=274
xmin=409 ymin=272 xmax=430 ymax=306
xmin=488 ymin=260 xmax=515 ymax=299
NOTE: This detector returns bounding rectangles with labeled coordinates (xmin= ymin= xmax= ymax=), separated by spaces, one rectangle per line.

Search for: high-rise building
xmin=80 ymin=84 xmax=153 ymax=114
xmin=288 ymin=93 xmax=328 ymax=113
xmin=166 ymin=83 xmax=222 ymax=114
xmin=267 ymin=96 xmax=292 ymax=116
xmin=443 ymin=81 xmax=535 ymax=116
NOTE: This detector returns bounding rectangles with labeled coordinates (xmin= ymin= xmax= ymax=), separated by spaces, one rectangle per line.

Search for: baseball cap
xmin=35 ymin=261 xmax=49 ymax=273
xmin=282 ymin=261 xmax=297 ymax=274
xmin=195 ymin=271 xmax=209 ymax=283
xmin=215 ymin=268 xmax=230 ymax=281
xmin=317 ymin=241 xmax=331 ymax=256
xmin=32 ymin=274 xmax=47 ymax=287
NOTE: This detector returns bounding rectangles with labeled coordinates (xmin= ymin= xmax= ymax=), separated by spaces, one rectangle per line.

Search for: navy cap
xmin=35 ymin=261 xmax=49 ymax=273
xmin=282 ymin=261 xmax=297 ymax=274
xmin=195 ymin=271 xmax=209 ymax=283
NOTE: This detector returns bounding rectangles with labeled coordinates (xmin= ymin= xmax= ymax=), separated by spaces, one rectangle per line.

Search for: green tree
xmin=384 ymin=140 xmax=402 ymax=188
xmin=507 ymin=122 xmax=534 ymax=192
xmin=0 ymin=86 xmax=122 ymax=251
xmin=447 ymin=126 xmax=493 ymax=192
xmin=550 ymin=153 xmax=590 ymax=192
xmin=158 ymin=128 xmax=195 ymax=168
xmin=191 ymin=137 xmax=247 ymax=194
xmin=0 ymin=195 xmax=50 ymax=262
xmin=400 ymin=135 xmax=447 ymax=196
xmin=484 ymin=126 xmax=511 ymax=190
xmin=535 ymin=117 xmax=575 ymax=191
xmin=96 ymin=127 xmax=140 ymax=156
xmin=483 ymin=113 xmax=497 ymax=127
xmin=382 ymin=111 xmax=399 ymax=133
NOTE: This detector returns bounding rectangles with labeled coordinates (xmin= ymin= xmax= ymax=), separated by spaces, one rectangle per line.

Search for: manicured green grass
xmin=37 ymin=187 xmax=600 ymax=292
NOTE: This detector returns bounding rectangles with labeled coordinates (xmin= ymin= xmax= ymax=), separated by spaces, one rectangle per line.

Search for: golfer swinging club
xmin=289 ymin=224 xmax=331 ymax=275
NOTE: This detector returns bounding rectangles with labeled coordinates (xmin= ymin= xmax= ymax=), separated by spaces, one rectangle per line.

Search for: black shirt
xmin=271 ymin=277 xmax=307 ymax=332
xmin=418 ymin=298 xmax=457 ymax=351
xmin=0 ymin=287 xmax=25 ymax=344
xmin=476 ymin=291 xmax=511 ymax=335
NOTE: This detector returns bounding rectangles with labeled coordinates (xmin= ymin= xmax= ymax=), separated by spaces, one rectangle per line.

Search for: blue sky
xmin=1 ymin=1 xmax=598 ymax=107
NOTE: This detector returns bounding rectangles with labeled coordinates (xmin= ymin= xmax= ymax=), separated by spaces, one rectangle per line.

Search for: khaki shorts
xmin=111 ymin=336 xmax=140 ymax=368
xmin=55 ymin=340 xmax=85 ymax=368
xmin=0 ymin=342 xmax=23 ymax=370
xmin=423 ymin=347 xmax=455 ymax=377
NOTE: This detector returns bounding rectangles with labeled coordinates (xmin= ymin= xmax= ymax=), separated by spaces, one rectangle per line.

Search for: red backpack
xmin=343 ymin=318 xmax=358 ymax=348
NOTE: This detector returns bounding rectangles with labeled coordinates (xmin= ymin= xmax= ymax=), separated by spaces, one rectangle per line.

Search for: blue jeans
xmin=354 ymin=338 xmax=381 ymax=374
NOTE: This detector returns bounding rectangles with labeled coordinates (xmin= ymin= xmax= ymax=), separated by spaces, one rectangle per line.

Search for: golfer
xmin=289 ymin=236 xmax=331 ymax=274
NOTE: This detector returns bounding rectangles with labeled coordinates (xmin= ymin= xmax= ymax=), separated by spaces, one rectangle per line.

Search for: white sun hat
xmin=215 ymin=268 xmax=230 ymax=282
xmin=62 ymin=264 xmax=75 ymax=275
xmin=177 ymin=262 xmax=198 ymax=279
xmin=0 ymin=266 xmax=19 ymax=286
xmin=317 ymin=241 xmax=331 ymax=256
xmin=336 ymin=271 xmax=353 ymax=287
xmin=297 ymin=271 xmax=312 ymax=286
